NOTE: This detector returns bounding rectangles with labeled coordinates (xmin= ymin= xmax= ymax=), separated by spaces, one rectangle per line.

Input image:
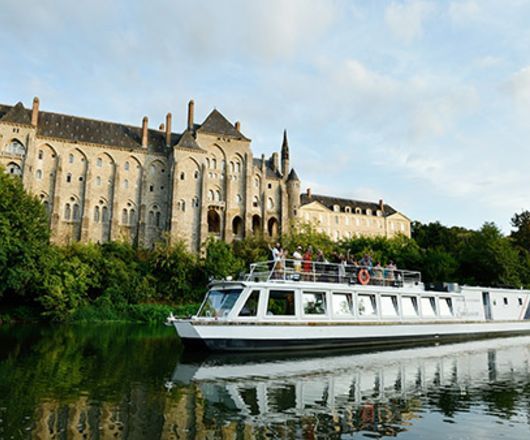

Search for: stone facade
xmin=298 ymin=189 xmax=411 ymax=240
xmin=0 ymin=97 xmax=410 ymax=250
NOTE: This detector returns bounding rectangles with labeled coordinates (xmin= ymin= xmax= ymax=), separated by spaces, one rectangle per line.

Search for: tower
xmin=281 ymin=129 xmax=289 ymax=179
xmin=286 ymin=168 xmax=300 ymax=223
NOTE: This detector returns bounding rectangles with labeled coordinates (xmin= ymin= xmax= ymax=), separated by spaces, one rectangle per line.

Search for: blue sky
xmin=2 ymin=0 xmax=530 ymax=232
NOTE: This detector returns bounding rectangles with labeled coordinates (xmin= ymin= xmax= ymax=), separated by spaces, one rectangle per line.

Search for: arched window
xmin=215 ymin=190 xmax=221 ymax=202
xmin=124 ymin=161 xmax=130 ymax=171
xmin=36 ymin=169 xmax=42 ymax=179
xmin=156 ymin=211 xmax=161 ymax=227
xmin=212 ymin=158 xmax=217 ymax=169
xmin=180 ymin=172 xmax=185 ymax=180
xmin=96 ymin=176 xmax=101 ymax=186
xmin=345 ymin=206 xmax=351 ymax=213
xmin=6 ymin=162 xmax=22 ymax=176
xmin=254 ymin=176 xmax=260 ymax=188
xmin=267 ymin=197 xmax=274 ymax=210
xmin=366 ymin=209 xmax=372 ymax=216
xmin=129 ymin=209 xmax=136 ymax=225
xmin=123 ymin=179 xmax=129 ymax=189
xmin=207 ymin=209 xmax=221 ymax=234
xmin=221 ymin=160 xmax=225 ymax=170
xmin=96 ymin=157 xmax=102 ymax=167
xmin=72 ymin=204 xmax=80 ymax=221
xmin=206 ymin=158 xmax=210 ymax=169
xmin=6 ymin=140 xmax=25 ymax=156
xmin=66 ymin=173 xmax=72 ymax=183
xmin=178 ymin=200 xmax=186 ymax=211
xmin=208 ymin=190 xmax=214 ymax=201
xmin=192 ymin=197 xmax=199 ymax=208
xmin=253 ymin=196 xmax=259 ymax=208
xmin=102 ymin=206 xmax=109 ymax=223
xmin=232 ymin=216 xmax=243 ymax=237
xmin=236 ymin=162 xmax=241 ymax=173
xmin=94 ymin=206 xmax=100 ymax=222
xmin=355 ymin=207 xmax=361 ymax=214
xmin=235 ymin=194 xmax=242 ymax=204
xmin=38 ymin=150 xmax=43 ymax=160
xmin=148 ymin=211 xmax=154 ymax=225
xmin=68 ymin=153 xmax=74 ymax=164
xmin=194 ymin=170 xmax=199 ymax=179
xmin=122 ymin=209 xmax=128 ymax=224
xmin=230 ymin=161 xmax=235 ymax=173
xmin=64 ymin=203 xmax=71 ymax=220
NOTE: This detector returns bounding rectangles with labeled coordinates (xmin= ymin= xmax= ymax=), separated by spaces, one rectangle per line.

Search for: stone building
xmin=0 ymin=97 xmax=300 ymax=252
xmin=298 ymin=189 xmax=411 ymax=240
xmin=0 ymin=97 xmax=410 ymax=250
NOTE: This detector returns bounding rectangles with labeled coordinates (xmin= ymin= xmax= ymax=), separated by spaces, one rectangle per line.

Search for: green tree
xmin=203 ymin=237 xmax=244 ymax=280
xmin=0 ymin=169 xmax=50 ymax=300
xmin=510 ymin=210 xmax=530 ymax=250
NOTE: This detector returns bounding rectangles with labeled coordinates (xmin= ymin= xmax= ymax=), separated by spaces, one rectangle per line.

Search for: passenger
xmin=373 ymin=261 xmax=383 ymax=286
xmin=338 ymin=254 xmax=347 ymax=282
xmin=292 ymin=246 xmax=303 ymax=273
xmin=359 ymin=254 xmax=373 ymax=270
xmin=268 ymin=243 xmax=283 ymax=279
xmin=385 ymin=260 xmax=396 ymax=286
xmin=315 ymin=250 xmax=329 ymax=282
xmin=303 ymin=246 xmax=313 ymax=280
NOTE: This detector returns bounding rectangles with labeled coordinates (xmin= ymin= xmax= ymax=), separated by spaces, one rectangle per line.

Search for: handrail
xmin=243 ymin=259 xmax=421 ymax=287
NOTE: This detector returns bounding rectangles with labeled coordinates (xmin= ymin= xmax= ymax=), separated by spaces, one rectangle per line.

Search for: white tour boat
xmin=166 ymin=259 xmax=530 ymax=352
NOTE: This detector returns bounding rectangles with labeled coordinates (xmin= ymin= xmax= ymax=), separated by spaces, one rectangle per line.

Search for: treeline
xmin=3 ymin=169 xmax=530 ymax=322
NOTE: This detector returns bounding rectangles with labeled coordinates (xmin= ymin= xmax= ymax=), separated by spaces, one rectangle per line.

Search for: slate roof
xmin=175 ymin=130 xmax=202 ymax=150
xmin=0 ymin=102 xmax=31 ymax=125
xmin=287 ymin=168 xmax=300 ymax=181
xmin=252 ymin=157 xmax=283 ymax=180
xmin=300 ymin=193 xmax=397 ymax=217
xmin=197 ymin=109 xmax=249 ymax=140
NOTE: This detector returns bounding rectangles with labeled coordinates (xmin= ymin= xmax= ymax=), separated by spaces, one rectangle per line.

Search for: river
xmin=1 ymin=324 xmax=529 ymax=439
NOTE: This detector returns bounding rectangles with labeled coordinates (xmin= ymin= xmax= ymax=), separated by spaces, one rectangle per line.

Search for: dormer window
xmin=333 ymin=205 xmax=340 ymax=212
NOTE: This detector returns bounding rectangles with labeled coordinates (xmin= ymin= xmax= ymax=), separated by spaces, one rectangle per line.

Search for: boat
xmin=166 ymin=259 xmax=530 ymax=352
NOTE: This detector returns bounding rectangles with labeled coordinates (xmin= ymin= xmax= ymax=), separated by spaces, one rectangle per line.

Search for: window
xmin=206 ymin=158 xmax=210 ymax=168
xmin=358 ymin=294 xmax=377 ymax=316
xmin=94 ymin=206 xmax=100 ymax=222
xmin=96 ymin=157 xmax=102 ymax=167
xmin=198 ymin=288 xmax=242 ymax=318
xmin=254 ymin=177 xmax=260 ymax=188
xmin=38 ymin=150 xmax=43 ymax=160
xmin=194 ymin=170 xmax=199 ymax=179
xmin=421 ymin=297 xmax=437 ymax=317
xmin=519 ymin=298 xmax=523 ymax=306
xmin=376 ymin=210 xmax=382 ymax=217
xmin=7 ymin=162 xmax=22 ymax=176
xmin=381 ymin=295 xmax=399 ymax=317
xmin=68 ymin=153 xmax=74 ymax=164
xmin=212 ymin=158 xmax=217 ymax=169
xmin=72 ymin=204 xmax=80 ymax=221
xmin=355 ymin=208 xmax=361 ymax=214
xmin=178 ymin=200 xmax=186 ymax=211
xmin=345 ymin=207 xmax=351 ymax=213
xmin=122 ymin=209 xmax=128 ymax=224
xmin=503 ymin=297 xmax=508 ymax=306
xmin=124 ymin=161 xmax=130 ymax=171
xmin=267 ymin=198 xmax=274 ymax=210
xmin=236 ymin=162 xmax=241 ymax=173
xmin=124 ymin=179 xmax=129 ymax=189
xmin=439 ymin=298 xmax=453 ymax=317
xmin=7 ymin=140 xmax=25 ymax=156
xmin=267 ymin=290 xmax=295 ymax=316
xmin=36 ymin=169 xmax=42 ymax=179
xmin=149 ymin=185 xmax=154 ymax=192
xmin=235 ymin=194 xmax=242 ymax=204
xmin=303 ymin=292 xmax=327 ymax=315
xmin=102 ymin=206 xmax=109 ymax=223
xmin=253 ymin=196 xmax=259 ymax=208
xmin=129 ymin=209 xmax=136 ymax=225
xmin=333 ymin=205 xmax=340 ymax=212
xmin=66 ymin=173 xmax=72 ymax=183
xmin=402 ymin=296 xmax=419 ymax=317
xmin=332 ymin=293 xmax=353 ymax=316
xmin=366 ymin=209 xmax=372 ymax=216
xmin=230 ymin=161 xmax=235 ymax=173
xmin=148 ymin=211 xmax=154 ymax=225
xmin=215 ymin=190 xmax=221 ymax=202
xmin=192 ymin=197 xmax=199 ymax=208
xmin=208 ymin=190 xmax=214 ymax=201
xmin=64 ymin=203 xmax=71 ymax=220
xmin=239 ymin=290 xmax=260 ymax=317
xmin=156 ymin=211 xmax=161 ymax=227
xmin=180 ymin=172 xmax=185 ymax=180
xmin=268 ymin=183 xmax=272 ymax=189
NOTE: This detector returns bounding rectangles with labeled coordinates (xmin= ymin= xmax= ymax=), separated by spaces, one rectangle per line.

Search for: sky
xmin=2 ymin=0 xmax=530 ymax=232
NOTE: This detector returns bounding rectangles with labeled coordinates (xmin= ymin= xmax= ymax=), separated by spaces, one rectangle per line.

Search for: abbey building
xmin=0 ymin=97 xmax=410 ymax=251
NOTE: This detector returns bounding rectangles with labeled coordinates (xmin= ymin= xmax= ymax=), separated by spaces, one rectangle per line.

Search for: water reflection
xmin=1 ymin=325 xmax=530 ymax=439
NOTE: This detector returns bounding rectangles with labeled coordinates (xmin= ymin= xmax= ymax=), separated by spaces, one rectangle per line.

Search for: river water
xmin=1 ymin=325 xmax=530 ymax=439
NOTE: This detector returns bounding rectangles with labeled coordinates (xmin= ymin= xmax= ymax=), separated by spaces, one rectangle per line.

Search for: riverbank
xmin=0 ymin=302 xmax=200 ymax=325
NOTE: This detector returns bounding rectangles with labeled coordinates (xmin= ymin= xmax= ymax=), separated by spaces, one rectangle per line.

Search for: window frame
xmin=264 ymin=289 xmax=298 ymax=319
xmin=331 ymin=291 xmax=355 ymax=318
xmin=301 ymin=290 xmax=329 ymax=318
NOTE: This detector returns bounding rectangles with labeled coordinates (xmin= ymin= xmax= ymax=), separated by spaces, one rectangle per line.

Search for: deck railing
xmin=243 ymin=259 xmax=421 ymax=287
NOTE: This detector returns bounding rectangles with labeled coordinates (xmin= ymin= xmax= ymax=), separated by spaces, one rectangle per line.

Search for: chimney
xmin=187 ymin=99 xmax=194 ymax=131
xmin=307 ymin=188 xmax=312 ymax=198
xmin=165 ymin=112 xmax=172 ymax=147
xmin=31 ymin=97 xmax=40 ymax=127
xmin=159 ymin=123 xmax=165 ymax=131
xmin=235 ymin=121 xmax=241 ymax=131
xmin=141 ymin=116 xmax=148 ymax=148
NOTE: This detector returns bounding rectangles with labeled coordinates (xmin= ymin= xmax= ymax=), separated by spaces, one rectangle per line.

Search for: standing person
xmin=292 ymin=246 xmax=303 ymax=273
xmin=338 ymin=254 xmax=347 ymax=282
xmin=303 ymin=245 xmax=313 ymax=280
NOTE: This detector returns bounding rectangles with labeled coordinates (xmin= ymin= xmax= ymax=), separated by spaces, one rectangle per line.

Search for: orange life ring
xmin=358 ymin=269 xmax=370 ymax=285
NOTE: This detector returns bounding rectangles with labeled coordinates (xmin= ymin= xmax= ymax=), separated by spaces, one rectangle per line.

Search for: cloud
xmin=505 ymin=66 xmax=530 ymax=113
xmin=384 ymin=0 xmax=436 ymax=42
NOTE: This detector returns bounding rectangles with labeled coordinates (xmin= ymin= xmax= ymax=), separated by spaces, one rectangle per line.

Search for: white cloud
xmin=506 ymin=66 xmax=530 ymax=113
xmin=384 ymin=0 xmax=436 ymax=42
xmin=474 ymin=55 xmax=503 ymax=69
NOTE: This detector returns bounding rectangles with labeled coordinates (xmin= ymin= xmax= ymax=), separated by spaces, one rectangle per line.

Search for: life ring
xmin=358 ymin=268 xmax=370 ymax=285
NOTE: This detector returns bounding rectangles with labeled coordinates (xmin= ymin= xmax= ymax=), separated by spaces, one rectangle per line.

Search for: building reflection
xmin=12 ymin=336 xmax=530 ymax=439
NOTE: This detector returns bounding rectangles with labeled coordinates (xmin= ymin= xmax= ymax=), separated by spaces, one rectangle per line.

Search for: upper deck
xmin=242 ymin=259 xmax=422 ymax=289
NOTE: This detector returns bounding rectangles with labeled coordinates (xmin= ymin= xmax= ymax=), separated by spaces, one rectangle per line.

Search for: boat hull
xmin=173 ymin=320 xmax=530 ymax=352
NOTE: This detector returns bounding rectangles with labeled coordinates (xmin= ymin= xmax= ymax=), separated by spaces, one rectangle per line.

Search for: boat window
xmin=332 ymin=293 xmax=353 ymax=316
xmin=439 ymin=298 xmax=453 ymax=317
xmin=198 ymin=288 xmax=242 ymax=318
xmin=503 ymin=297 xmax=508 ymax=306
xmin=239 ymin=290 xmax=260 ymax=317
xmin=267 ymin=290 xmax=295 ymax=316
xmin=421 ymin=297 xmax=437 ymax=317
xmin=358 ymin=294 xmax=377 ymax=317
xmin=303 ymin=292 xmax=327 ymax=315
xmin=518 ymin=298 xmax=523 ymax=306
xmin=402 ymin=296 xmax=419 ymax=317
xmin=381 ymin=295 xmax=399 ymax=317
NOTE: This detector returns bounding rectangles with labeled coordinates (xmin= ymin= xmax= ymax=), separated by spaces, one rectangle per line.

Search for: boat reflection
xmin=169 ymin=337 xmax=530 ymax=437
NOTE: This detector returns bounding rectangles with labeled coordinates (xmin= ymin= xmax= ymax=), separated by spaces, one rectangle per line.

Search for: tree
xmin=203 ymin=237 xmax=244 ymax=280
xmin=0 ymin=169 xmax=50 ymax=300
xmin=510 ymin=210 xmax=530 ymax=250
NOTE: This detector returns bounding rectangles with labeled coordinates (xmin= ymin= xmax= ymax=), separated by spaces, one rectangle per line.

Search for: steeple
xmin=281 ymin=129 xmax=290 ymax=178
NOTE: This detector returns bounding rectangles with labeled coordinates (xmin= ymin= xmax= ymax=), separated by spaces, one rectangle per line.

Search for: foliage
xmin=203 ymin=237 xmax=244 ymax=279
xmin=282 ymin=221 xmax=335 ymax=257
xmin=0 ymin=169 xmax=50 ymax=300
xmin=232 ymin=235 xmax=270 ymax=268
